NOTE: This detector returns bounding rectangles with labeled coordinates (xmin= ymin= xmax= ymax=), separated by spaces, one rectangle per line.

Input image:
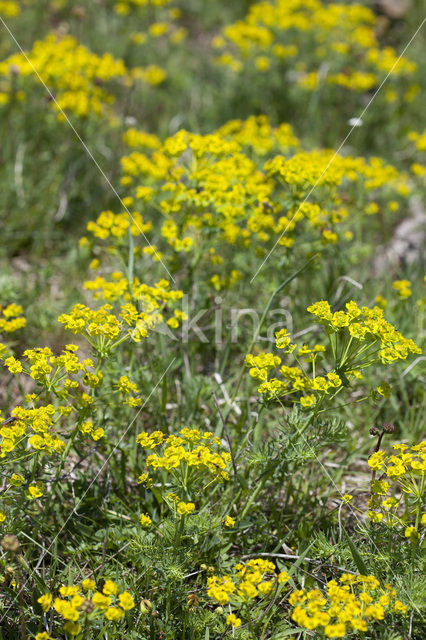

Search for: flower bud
xmin=140 ymin=599 xmax=153 ymax=614
xmin=8 ymin=64 xmax=20 ymax=76
xmin=1 ymin=535 xmax=20 ymax=552
xmin=187 ymin=593 xmax=199 ymax=608
xmin=80 ymin=599 xmax=95 ymax=614
xmin=382 ymin=422 xmax=394 ymax=433
xmin=369 ymin=426 xmax=380 ymax=436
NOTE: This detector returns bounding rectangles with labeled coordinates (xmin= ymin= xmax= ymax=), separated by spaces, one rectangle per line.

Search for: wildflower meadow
xmin=0 ymin=1 xmax=424 ymax=639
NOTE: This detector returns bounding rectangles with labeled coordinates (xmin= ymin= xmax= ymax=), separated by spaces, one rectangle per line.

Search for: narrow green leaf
xmin=272 ymin=628 xmax=306 ymax=639
xmin=346 ymin=534 xmax=368 ymax=575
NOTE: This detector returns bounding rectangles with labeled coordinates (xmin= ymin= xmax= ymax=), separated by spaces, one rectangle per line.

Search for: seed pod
xmin=140 ymin=599 xmax=153 ymax=614
xmin=1 ymin=535 xmax=20 ymax=552
xmin=80 ymin=599 xmax=95 ymax=614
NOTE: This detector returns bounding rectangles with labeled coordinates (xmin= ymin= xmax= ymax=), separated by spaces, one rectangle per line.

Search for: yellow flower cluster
xmin=117 ymin=1 xmax=187 ymax=48
xmin=215 ymin=0 xmax=416 ymax=94
xmin=264 ymin=151 xmax=403 ymax=191
xmin=122 ymin=128 xmax=161 ymax=150
xmin=0 ymin=404 xmax=64 ymax=459
xmin=408 ymin=129 xmax=426 ymax=152
xmin=58 ymin=300 xmax=165 ymax=346
xmin=307 ymin=300 xmax=421 ymax=364
xmin=176 ymin=500 xmax=196 ymax=515
xmin=81 ymin=277 xmax=185 ymax=332
xmin=3 ymin=344 xmax=94 ymax=392
xmin=207 ymin=558 xmax=290 ymax=606
xmin=85 ymin=209 xmax=152 ymax=241
xmin=116 ymin=375 xmax=141 ymax=407
xmin=0 ymin=303 xmax=26 ymax=333
xmin=290 ymin=574 xmax=407 ymax=637
xmin=246 ymin=301 xmax=420 ymax=404
xmin=408 ymin=129 xmax=426 ymax=178
xmin=37 ymin=578 xmax=135 ymax=636
xmin=82 ymin=115 xmax=411 ymax=289
xmin=393 ymin=279 xmax=412 ymax=299
xmin=367 ymin=441 xmax=425 ymax=532
xmin=0 ymin=1 xmax=19 ymax=16
xmin=246 ymin=332 xmax=332 ymax=404
xmin=140 ymin=512 xmax=152 ymax=527
xmin=0 ymin=33 xmax=166 ymax=118
xmin=137 ymin=427 xmax=231 ymax=481
xmin=0 ymin=336 xmax=137 ymax=475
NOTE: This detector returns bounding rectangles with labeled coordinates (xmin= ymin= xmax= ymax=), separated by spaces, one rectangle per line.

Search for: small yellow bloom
xmin=37 ymin=593 xmax=53 ymax=612
xmin=104 ymin=606 xmax=125 ymax=621
xmin=63 ymin=622 xmax=81 ymax=636
xmin=118 ymin=591 xmax=135 ymax=610
xmin=140 ymin=513 xmax=152 ymax=527
xmin=405 ymin=526 xmax=419 ymax=540
xmin=278 ymin=571 xmax=290 ymax=584
xmin=177 ymin=501 xmax=195 ymax=516
xmin=81 ymin=579 xmax=96 ymax=591
xmin=226 ymin=613 xmax=241 ymax=627
xmin=103 ymin=579 xmax=118 ymax=595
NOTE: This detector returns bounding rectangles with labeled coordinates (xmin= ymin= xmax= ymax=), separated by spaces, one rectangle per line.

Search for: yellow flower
xmin=104 ymin=606 xmax=125 ymax=621
xmin=3 ymin=356 xmax=23 ymax=374
xmin=226 ymin=613 xmax=242 ymax=627
xmin=377 ymin=382 xmax=392 ymax=397
xmin=140 ymin=513 xmax=152 ymax=527
xmin=26 ymin=482 xmax=44 ymax=500
xmin=177 ymin=501 xmax=195 ymax=516
xmin=393 ymin=280 xmax=412 ymax=299
xmin=404 ymin=526 xmax=419 ymax=540
xmin=103 ymin=580 xmax=118 ymax=596
xmin=324 ymin=623 xmax=346 ymax=637
xmin=118 ymin=591 xmax=135 ymax=610
xmin=54 ymin=598 xmax=79 ymax=621
xmin=238 ymin=580 xmax=258 ymax=599
xmin=92 ymin=592 xmax=111 ymax=609
xmin=258 ymin=580 xmax=273 ymax=595
xmin=300 ymin=394 xmax=316 ymax=407
xmin=394 ymin=600 xmax=408 ymax=614
xmin=37 ymin=593 xmax=53 ymax=612
xmin=63 ymin=622 xmax=81 ymax=636
xmin=81 ymin=579 xmax=96 ymax=591
xmin=367 ymin=511 xmax=383 ymax=523
xmin=278 ymin=571 xmax=290 ymax=584
xmin=223 ymin=515 xmax=235 ymax=527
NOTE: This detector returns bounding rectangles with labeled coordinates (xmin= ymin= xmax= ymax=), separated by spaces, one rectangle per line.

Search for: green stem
xmin=240 ymin=481 xmax=264 ymax=520
xmin=229 ymin=253 xmax=319 ymax=408
xmin=127 ymin=223 xmax=134 ymax=296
